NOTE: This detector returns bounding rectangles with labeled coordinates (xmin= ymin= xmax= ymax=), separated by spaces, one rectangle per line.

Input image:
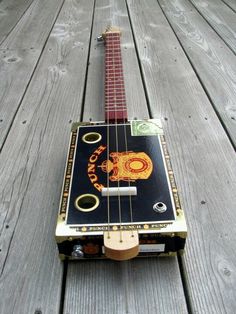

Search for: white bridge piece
xmin=101 ymin=187 xmax=137 ymax=197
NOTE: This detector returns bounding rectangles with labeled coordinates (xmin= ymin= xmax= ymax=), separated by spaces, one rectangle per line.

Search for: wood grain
xmin=0 ymin=0 xmax=34 ymax=45
xmin=65 ymin=258 xmax=188 ymax=314
xmin=0 ymin=49 xmax=41 ymax=147
xmin=127 ymin=0 xmax=236 ymax=313
xmin=1 ymin=0 xmax=65 ymax=50
xmin=158 ymin=0 xmax=236 ymax=146
xmin=64 ymin=1 xmax=188 ymax=314
xmin=0 ymin=0 xmax=64 ymax=148
xmin=222 ymin=0 xmax=236 ymax=12
xmin=189 ymin=0 xmax=236 ymax=54
xmin=0 ymin=0 xmax=94 ymax=313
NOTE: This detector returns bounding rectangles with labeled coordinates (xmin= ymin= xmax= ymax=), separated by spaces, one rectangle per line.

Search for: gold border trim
xmin=159 ymin=134 xmax=182 ymax=216
xmin=59 ymin=130 xmax=78 ymax=217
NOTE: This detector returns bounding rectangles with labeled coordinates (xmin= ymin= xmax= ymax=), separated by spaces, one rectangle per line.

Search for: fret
xmin=105 ymin=90 xmax=125 ymax=94
xmin=105 ymin=73 xmax=124 ymax=76
xmin=105 ymin=96 xmax=126 ymax=99
xmin=105 ymin=95 xmax=126 ymax=98
xmin=106 ymin=51 xmax=122 ymax=54
xmin=105 ymin=52 xmax=122 ymax=55
xmin=105 ymin=57 xmax=122 ymax=60
xmin=105 ymin=107 xmax=127 ymax=110
xmin=105 ymin=81 xmax=124 ymax=83
xmin=105 ymin=78 xmax=124 ymax=81
xmin=106 ymin=65 xmax=122 ymax=68
xmin=106 ymin=74 xmax=124 ymax=77
xmin=106 ymin=69 xmax=123 ymax=72
xmin=105 ymin=82 xmax=124 ymax=85
xmin=105 ymin=94 xmax=126 ymax=97
xmin=105 ymin=103 xmax=126 ymax=106
xmin=106 ymin=78 xmax=124 ymax=81
xmin=106 ymin=44 xmax=121 ymax=47
xmin=106 ymin=89 xmax=125 ymax=92
xmin=105 ymin=83 xmax=124 ymax=86
xmin=105 ymin=104 xmax=127 ymax=107
xmin=105 ymin=50 xmax=121 ymax=52
xmin=105 ymin=104 xmax=126 ymax=107
xmin=105 ymin=110 xmax=127 ymax=112
xmin=105 ymin=61 xmax=122 ymax=64
xmin=105 ymin=85 xmax=124 ymax=87
xmin=105 ymin=102 xmax=126 ymax=105
xmin=105 ymin=55 xmax=122 ymax=57
xmin=105 ymin=94 xmax=125 ymax=97
xmin=105 ymin=76 xmax=124 ymax=79
xmin=105 ymin=51 xmax=122 ymax=54
xmin=105 ymin=105 xmax=126 ymax=108
xmin=106 ymin=40 xmax=121 ymax=43
xmin=106 ymin=43 xmax=121 ymax=46
xmin=106 ymin=35 xmax=120 ymax=38
xmin=105 ymin=97 xmax=126 ymax=101
xmin=105 ymin=99 xmax=126 ymax=101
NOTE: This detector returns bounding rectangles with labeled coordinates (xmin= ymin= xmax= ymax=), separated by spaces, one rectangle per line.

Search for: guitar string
xmin=118 ymin=35 xmax=134 ymax=236
xmin=106 ymin=31 xmax=135 ymax=242
xmin=112 ymin=34 xmax=123 ymax=242
xmin=106 ymin=36 xmax=111 ymax=238
xmin=113 ymin=32 xmax=135 ymax=240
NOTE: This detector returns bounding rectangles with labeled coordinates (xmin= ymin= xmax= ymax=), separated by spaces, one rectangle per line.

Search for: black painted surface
xmin=67 ymin=124 xmax=175 ymax=225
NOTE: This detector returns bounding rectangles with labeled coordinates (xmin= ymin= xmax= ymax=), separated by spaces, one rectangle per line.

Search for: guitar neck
xmin=104 ymin=31 xmax=128 ymax=123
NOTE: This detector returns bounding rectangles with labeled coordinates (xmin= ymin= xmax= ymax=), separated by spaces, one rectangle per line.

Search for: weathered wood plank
xmin=0 ymin=48 xmax=41 ymax=147
xmin=64 ymin=1 xmax=188 ymax=314
xmin=65 ymin=258 xmax=188 ymax=314
xmin=127 ymin=0 xmax=236 ymax=313
xmin=1 ymin=0 xmax=65 ymax=50
xmin=0 ymin=0 xmax=94 ymax=313
xmin=222 ymin=0 xmax=236 ymax=12
xmin=158 ymin=0 xmax=236 ymax=146
xmin=0 ymin=0 xmax=64 ymax=148
xmin=189 ymin=0 xmax=236 ymax=54
xmin=0 ymin=0 xmax=34 ymax=45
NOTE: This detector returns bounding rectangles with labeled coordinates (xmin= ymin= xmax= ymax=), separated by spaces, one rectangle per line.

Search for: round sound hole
xmin=82 ymin=132 xmax=102 ymax=144
xmin=75 ymin=194 xmax=99 ymax=212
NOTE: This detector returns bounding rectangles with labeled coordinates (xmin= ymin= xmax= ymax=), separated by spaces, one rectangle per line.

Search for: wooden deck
xmin=0 ymin=0 xmax=235 ymax=313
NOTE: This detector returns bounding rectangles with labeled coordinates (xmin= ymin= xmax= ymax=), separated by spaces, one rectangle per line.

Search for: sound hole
xmin=75 ymin=194 xmax=99 ymax=212
xmin=82 ymin=132 xmax=102 ymax=144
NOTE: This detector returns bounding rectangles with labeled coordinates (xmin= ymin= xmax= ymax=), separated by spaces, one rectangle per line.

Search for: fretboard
xmin=104 ymin=32 xmax=128 ymax=123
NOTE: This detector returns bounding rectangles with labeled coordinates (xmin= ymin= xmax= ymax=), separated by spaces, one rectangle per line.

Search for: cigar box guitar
xmin=55 ymin=27 xmax=187 ymax=261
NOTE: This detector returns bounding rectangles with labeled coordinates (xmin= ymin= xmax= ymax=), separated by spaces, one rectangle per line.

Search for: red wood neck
xmin=104 ymin=32 xmax=128 ymax=123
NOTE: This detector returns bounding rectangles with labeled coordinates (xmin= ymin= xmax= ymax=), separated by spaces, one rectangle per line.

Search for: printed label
xmin=131 ymin=119 xmax=163 ymax=136
xmin=139 ymin=244 xmax=165 ymax=253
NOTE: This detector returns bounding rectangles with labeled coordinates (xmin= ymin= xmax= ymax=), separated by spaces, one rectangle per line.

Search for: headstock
xmin=97 ymin=26 xmax=121 ymax=42
xmin=102 ymin=25 xmax=121 ymax=37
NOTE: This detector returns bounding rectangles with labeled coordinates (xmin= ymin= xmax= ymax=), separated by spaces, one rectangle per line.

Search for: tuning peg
xmin=97 ymin=35 xmax=104 ymax=42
